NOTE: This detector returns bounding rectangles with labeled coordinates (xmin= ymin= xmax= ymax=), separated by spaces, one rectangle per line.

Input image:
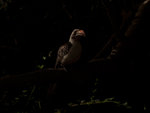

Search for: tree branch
xmin=0 ymin=67 xmax=94 ymax=89
xmin=0 ymin=69 xmax=68 ymax=89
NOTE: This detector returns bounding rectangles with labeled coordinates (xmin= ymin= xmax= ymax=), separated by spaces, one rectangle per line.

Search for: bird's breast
xmin=61 ymin=42 xmax=82 ymax=65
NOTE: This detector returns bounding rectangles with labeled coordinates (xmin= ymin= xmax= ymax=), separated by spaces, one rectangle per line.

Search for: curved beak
xmin=76 ymin=30 xmax=86 ymax=37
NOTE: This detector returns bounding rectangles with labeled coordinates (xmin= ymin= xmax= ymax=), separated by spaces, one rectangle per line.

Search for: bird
xmin=55 ymin=29 xmax=86 ymax=71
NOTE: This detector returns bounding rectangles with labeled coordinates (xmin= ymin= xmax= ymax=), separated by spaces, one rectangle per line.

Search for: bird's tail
xmin=54 ymin=60 xmax=58 ymax=69
xmin=54 ymin=58 xmax=61 ymax=69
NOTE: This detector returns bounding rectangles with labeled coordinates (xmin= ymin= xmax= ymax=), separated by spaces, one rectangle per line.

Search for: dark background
xmin=0 ymin=0 xmax=117 ymax=75
xmin=0 ymin=0 xmax=142 ymax=75
xmin=0 ymin=0 xmax=145 ymax=112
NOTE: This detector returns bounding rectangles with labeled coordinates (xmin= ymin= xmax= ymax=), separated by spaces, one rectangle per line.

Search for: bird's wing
xmin=55 ymin=42 xmax=72 ymax=68
xmin=57 ymin=42 xmax=72 ymax=58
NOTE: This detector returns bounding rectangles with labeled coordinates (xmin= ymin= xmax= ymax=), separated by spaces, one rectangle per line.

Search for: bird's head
xmin=69 ymin=29 xmax=86 ymax=44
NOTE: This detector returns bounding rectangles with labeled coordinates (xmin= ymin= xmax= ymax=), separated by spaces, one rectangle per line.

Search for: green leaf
xmin=15 ymin=97 xmax=20 ymax=100
xmin=144 ymin=106 xmax=147 ymax=110
xmin=22 ymin=90 xmax=28 ymax=93
xmin=37 ymin=65 xmax=44 ymax=69
xmin=42 ymin=56 xmax=46 ymax=60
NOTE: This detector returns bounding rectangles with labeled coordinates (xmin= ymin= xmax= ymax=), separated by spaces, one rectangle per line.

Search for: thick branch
xmin=0 ymin=69 xmax=67 ymax=89
xmin=0 ymin=67 xmax=94 ymax=89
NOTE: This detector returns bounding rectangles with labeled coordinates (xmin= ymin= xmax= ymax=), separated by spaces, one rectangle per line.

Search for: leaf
xmin=15 ymin=97 xmax=20 ymax=100
xmin=36 ymin=65 xmax=44 ymax=69
xmin=42 ymin=56 xmax=46 ymax=60
xmin=22 ymin=90 xmax=28 ymax=93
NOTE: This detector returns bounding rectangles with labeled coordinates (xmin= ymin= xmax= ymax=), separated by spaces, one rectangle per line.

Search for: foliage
xmin=0 ymin=77 xmax=134 ymax=113
xmin=0 ymin=0 xmax=11 ymax=10
xmin=0 ymin=86 xmax=42 ymax=113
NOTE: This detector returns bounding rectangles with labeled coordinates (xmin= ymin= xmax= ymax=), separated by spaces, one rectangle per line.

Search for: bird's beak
xmin=79 ymin=30 xmax=84 ymax=34
xmin=76 ymin=30 xmax=86 ymax=37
